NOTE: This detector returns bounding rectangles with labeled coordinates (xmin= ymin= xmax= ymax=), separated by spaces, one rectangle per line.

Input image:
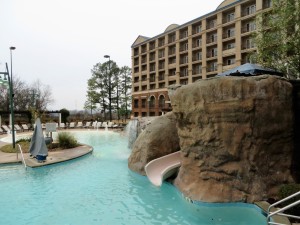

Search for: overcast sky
xmin=0 ymin=0 xmax=222 ymax=111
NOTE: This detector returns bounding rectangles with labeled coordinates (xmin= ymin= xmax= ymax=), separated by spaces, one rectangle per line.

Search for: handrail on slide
xmin=16 ymin=144 xmax=27 ymax=169
xmin=267 ymin=190 xmax=300 ymax=225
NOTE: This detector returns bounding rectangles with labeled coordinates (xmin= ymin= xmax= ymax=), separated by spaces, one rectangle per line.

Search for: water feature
xmin=0 ymin=131 xmax=266 ymax=225
xmin=126 ymin=118 xmax=139 ymax=148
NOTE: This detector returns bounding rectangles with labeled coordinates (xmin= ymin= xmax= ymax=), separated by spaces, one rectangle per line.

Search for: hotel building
xmin=131 ymin=0 xmax=272 ymax=117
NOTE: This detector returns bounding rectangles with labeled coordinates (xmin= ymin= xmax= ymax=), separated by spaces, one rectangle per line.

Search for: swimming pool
xmin=0 ymin=131 xmax=266 ymax=225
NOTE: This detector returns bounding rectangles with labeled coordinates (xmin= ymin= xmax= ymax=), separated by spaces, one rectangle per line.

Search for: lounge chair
xmin=69 ymin=122 xmax=75 ymax=128
xmin=101 ymin=122 xmax=107 ymax=128
xmin=92 ymin=121 xmax=97 ymax=129
xmin=83 ymin=121 xmax=91 ymax=128
xmin=107 ymin=122 xmax=113 ymax=128
xmin=0 ymin=127 xmax=5 ymax=134
xmin=76 ymin=122 xmax=83 ymax=129
xmin=97 ymin=122 xmax=102 ymax=129
xmin=59 ymin=123 xmax=66 ymax=129
xmin=14 ymin=124 xmax=22 ymax=132
xmin=21 ymin=124 xmax=29 ymax=132
xmin=1 ymin=125 xmax=10 ymax=133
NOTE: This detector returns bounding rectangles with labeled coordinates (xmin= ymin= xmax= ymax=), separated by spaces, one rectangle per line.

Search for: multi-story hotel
xmin=131 ymin=0 xmax=272 ymax=117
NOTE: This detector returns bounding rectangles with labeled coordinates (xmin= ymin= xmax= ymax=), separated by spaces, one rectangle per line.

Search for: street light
xmin=104 ymin=55 xmax=112 ymax=121
xmin=10 ymin=46 xmax=16 ymax=85
xmin=0 ymin=63 xmax=16 ymax=148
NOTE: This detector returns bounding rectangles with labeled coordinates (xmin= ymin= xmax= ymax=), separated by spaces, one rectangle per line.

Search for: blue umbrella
xmin=217 ymin=63 xmax=283 ymax=76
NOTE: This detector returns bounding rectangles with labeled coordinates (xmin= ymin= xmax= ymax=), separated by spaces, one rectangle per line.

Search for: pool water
xmin=0 ymin=131 xmax=266 ymax=225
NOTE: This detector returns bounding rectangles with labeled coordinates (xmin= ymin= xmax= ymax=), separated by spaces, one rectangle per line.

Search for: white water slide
xmin=145 ymin=151 xmax=181 ymax=186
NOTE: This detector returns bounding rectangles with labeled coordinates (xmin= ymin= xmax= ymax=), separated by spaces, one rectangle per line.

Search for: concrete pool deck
xmin=0 ymin=133 xmax=93 ymax=167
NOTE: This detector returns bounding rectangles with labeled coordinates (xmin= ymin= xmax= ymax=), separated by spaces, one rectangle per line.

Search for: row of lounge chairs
xmin=0 ymin=124 xmax=30 ymax=134
xmin=63 ymin=121 xmax=124 ymax=129
xmin=0 ymin=121 xmax=125 ymax=134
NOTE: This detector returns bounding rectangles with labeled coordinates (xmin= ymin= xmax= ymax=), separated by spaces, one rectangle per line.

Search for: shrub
xmin=278 ymin=184 xmax=300 ymax=220
xmin=57 ymin=132 xmax=79 ymax=149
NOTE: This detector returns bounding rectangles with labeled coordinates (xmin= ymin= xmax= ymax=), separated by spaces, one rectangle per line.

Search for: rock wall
xmin=128 ymin=112 xmax=180 ymax=175
xmin=171 ymin=75 xmax=294 ymax=203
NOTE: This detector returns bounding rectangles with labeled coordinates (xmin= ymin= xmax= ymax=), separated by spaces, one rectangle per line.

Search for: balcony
xmin=222 ymin=30 xmax=235 ymax=39
xmin=158 ymin=40 xmax=165 ymax=47
xmin=207 ymin=52 xmax=217 ymax=59
xmin=207 ymin=66 xmax=217 ymax=72
xmin=168 ymin=36 xmax=176 ymax=44
xmin=180 ymin=31 xmax=188 ymax=39
xmin=207 ymin=36 xmax=217 ymax=44
xmin=206 ymin=20 xmax=217 ymax=30
xmin=241 ymin=24 xmax=256 ymax=33
xmin=223 ymin=47 xmax=236 ymax=56
xmin=242 ymin=5 xmax=256 ymax=17
xmin=168 ymin=49 xmax=176 ymax=56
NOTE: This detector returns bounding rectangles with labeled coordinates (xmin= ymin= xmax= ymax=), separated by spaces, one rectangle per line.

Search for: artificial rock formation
xmin=128 ymin=112 xmax=180 ymax=175
xmin=171 ymin=75 xmax=294 ymax=203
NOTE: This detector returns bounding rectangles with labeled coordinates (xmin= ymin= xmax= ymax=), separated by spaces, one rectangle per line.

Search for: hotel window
xmin=226 ymin=42 xmax=235 ymax=50
xmin=193 ymin=64 xmax=202 ymax=75
xmin=227 ymin=28 xmax=235 ymax=38
xmin=180 ymin=67 xmax=188 ymax=77
xmin=134 ymin=99 xmax=139 ymax=108
xmin=169 ymin=69 xmax=176 ymax=76
xmin=209 ymin=48 xmax=217 ymax=57
xmin=226 ymin=58 xmax=235 ymax=65
xmin=158 ymin=37 xmax=165 ymax=47
xmin=159 ymin=61 xmax=165 ymax=70
xmin=181 ymin=55 xmax=188 ymax=64
xmin=169 ymin=57 xmax=176 ymax=64
xmin=245 ymin=5 xmax=256 ymax=15
xmin=159 ymin=83 xmax=165 ymax=88
xmin=264 ymin=0 xmax=272 ymax=8
xmin=246 ymin=22 xmax=256 ymax=32
xmin=168 ymin=33 xmax=176 ymax=43
xmin=149 ymin=96 xmax=155 ymax=108
xmin=227 ymin=13 xmax=235 ymax=22
xmin=159 ymin=49 xmax=165 ymax=58
xmin=194 ymin=51 xmax=202 ymax=61
xmin=169 ymin=46 xmax=176 ymax=55
xmin=195 ymin=38 xmax=202 ymax=47
xmin=159 ymin=72 xmax=165 ymax=80
xmin=142 ymin=99 xmax=146 ymax=108
xmin=245 ymin=38 xmax=256 ymax=49
xmin=169 ymin=80 xmax=176 ymax=85
xmin=159 ymin=95 xmax=165 ymax=108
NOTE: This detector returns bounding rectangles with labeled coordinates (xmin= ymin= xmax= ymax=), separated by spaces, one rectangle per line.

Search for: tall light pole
xmin=104 ymin=55 xmax=112 ymax=121
xmin=10 ymin=46 xmax=16 ymax=85
xmin=0 ymin=63 xmax=16 ymax=148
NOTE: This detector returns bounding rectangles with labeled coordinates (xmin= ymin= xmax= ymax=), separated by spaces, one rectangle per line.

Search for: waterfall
xmin=126 ymin=119 xmax=139 ymax=149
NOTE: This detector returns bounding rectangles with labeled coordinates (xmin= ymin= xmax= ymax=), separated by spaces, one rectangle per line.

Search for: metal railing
xmin=267 ymin=191 xmax=300 ymax=224
xmin=17 ymin=144 xmax=27 ymax=169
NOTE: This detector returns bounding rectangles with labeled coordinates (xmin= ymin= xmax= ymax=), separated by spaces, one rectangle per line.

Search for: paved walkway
xmin=0 ymin=133 xmax=93 ymax=167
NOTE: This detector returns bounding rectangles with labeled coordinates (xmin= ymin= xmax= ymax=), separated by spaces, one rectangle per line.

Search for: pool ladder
xmin=16 ymin=144 xmax=27 ymax=169
xmin=267 ymin=190 xmax=300 ymax=224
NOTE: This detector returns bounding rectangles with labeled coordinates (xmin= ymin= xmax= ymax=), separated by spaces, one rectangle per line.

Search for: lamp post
xmin=10 ymin=46 xmax=16 ymax=85
xmin=0 ymin=63 xmax=16 ymax=148
xmin=104 ymin=55 xmax=112 ymax=122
